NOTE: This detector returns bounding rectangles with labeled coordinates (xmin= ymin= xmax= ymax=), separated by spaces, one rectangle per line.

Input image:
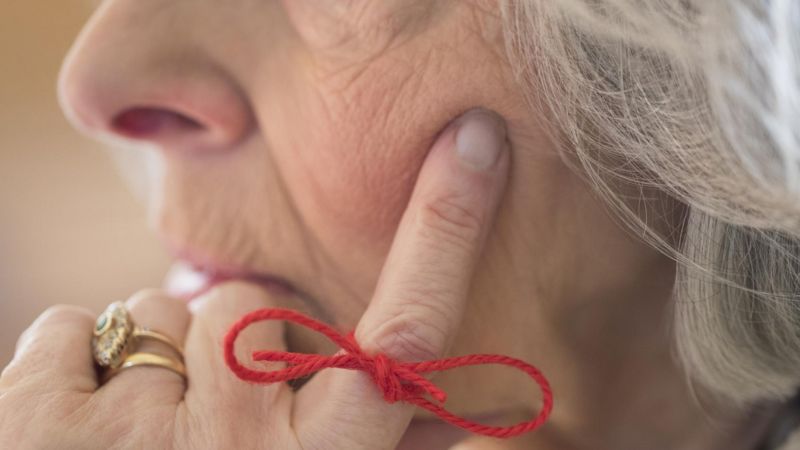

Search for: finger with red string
xmin=294 ymin=109 xmax=510 ymax=449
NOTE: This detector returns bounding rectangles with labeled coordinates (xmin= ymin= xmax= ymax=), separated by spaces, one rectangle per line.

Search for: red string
xmin=224 ymin=308 xmax=553 ymax=439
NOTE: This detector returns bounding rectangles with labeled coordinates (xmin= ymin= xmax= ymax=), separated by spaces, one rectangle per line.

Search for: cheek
xmin=265 ymin=63 xmax=452 ymax=261
xmin=252 ymin=67 xmax=436 ymax=303
xmin=303 ymin=96 xmax=440 ymax=243
xmin=255 ymin=13 xmax=520 ymax=301
xmin=288 ymin=97 xmax=432 ymax=277
xmin=300 ymin=137 xmax=421 ymax=244
xmin=289 ymin=63 xmax=472 ymax=244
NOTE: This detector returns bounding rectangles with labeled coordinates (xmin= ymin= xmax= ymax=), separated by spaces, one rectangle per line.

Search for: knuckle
xmin=0 ymin=360 xmax=25 ymax=388
xmin=37 ymin=304 xmax=94 ymax=329
xmin=19 ymin=305 xmax=93 ymax=351
xmin=370 ymin=295 xmax=456 ymax=362
xmin=374 ymin=318 xmax=448 ymax=362
xmin=417 ymin=193 xmax=484 ymax=250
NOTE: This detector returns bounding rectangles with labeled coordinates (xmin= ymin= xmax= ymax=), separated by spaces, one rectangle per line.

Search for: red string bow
xmin=224 ymin=308 xmax=553 ymax=439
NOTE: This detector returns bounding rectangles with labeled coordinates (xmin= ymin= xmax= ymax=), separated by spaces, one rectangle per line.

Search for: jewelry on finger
xmin=132 ymin=327 xmax=183 ymax=355
xmin=102 ymin=352 xmax=187 ymax=382
xmin=91 ymin=302 xmax=184 ymax=370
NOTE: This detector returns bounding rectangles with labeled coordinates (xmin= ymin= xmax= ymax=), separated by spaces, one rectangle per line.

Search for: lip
xmin=162 ymin=243 xmax=296 ymax=302
xmin=164 ymin=261 xmax=296 ymax=302
xmin=160 ymin=240 xmax=334 ymax=323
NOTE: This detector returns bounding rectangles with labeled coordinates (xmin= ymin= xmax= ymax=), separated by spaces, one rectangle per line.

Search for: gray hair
xmin=501 ymin=0 xmax=800 ymax=406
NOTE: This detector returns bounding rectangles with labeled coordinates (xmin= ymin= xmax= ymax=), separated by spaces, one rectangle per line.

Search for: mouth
xmin=164 ymin=260 xmax=296 ymax=302
xmin=161 ymin=244 xmax=334 ymax=324
xmin=160 ymin=238 xmax=300 ymax=302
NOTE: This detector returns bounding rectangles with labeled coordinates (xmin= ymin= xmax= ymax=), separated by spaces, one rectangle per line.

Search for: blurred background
xmin=0 ymin=3 xmax=169 ymax=366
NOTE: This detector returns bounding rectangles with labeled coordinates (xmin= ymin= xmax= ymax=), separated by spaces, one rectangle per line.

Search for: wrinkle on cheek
xmin=300 ymin=54 xmax=441 ymax=241
xmin=273 ymin=0 xmax=521 ymax=305
xmin=299 ymin=32 xmax=502 ymax=247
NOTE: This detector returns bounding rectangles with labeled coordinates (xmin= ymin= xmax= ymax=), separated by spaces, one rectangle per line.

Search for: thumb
xmin=295 ymin=109 xmax=510 ymax=449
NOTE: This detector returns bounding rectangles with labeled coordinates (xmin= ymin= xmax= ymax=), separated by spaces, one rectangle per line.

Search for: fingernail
xmin=455 ymin=109 xmax=506 ymax=171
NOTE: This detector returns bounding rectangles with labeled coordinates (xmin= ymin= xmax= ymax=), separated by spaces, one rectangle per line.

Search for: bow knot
xmin=370 ymin=353 xmax=404 ymax=403
xmin=224 ymin=308 xmax=553 ymax=439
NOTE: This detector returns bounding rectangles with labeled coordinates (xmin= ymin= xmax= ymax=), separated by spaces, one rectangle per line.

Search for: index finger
xmin=296 ymin=109 xmax=510 ymax=449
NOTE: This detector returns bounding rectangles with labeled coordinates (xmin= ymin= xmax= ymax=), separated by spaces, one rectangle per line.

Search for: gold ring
xmin=102 ymin=352 xmax=187 ymax=383
xmin=132 ymin=327 xmax=184 ymax=355
xmin=92 ymin=302 xmax=183 ymax=370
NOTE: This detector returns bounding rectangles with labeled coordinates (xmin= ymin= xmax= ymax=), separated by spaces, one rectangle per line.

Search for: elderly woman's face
xmin=58 ymin=0 xmax=680 ymax=430
xmin=59 ymin=0 xmax=535 ymax=324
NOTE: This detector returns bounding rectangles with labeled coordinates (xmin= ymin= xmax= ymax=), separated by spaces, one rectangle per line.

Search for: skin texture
xmin=0 ymin=0 xmax=773 ymax=449
xmin=0 ymin=111 xmax=512 ymax=449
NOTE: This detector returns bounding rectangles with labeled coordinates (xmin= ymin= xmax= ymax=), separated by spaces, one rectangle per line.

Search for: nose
xmin=57 ymin=4 xmax=253 ymax=153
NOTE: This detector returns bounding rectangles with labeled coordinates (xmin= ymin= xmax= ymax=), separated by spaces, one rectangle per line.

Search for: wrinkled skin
xmin=1 ymin=0 xmax=766 ymax=449
xmin=0 ymin=112 xmax=514 ymax=449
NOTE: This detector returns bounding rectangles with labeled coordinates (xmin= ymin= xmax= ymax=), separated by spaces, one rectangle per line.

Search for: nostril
xmin=111 ymin=107 xmax=204 ymax=140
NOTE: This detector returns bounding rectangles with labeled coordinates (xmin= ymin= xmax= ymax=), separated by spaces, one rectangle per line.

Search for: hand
xmin=0 ymin=109 xmax=510 ymax=450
